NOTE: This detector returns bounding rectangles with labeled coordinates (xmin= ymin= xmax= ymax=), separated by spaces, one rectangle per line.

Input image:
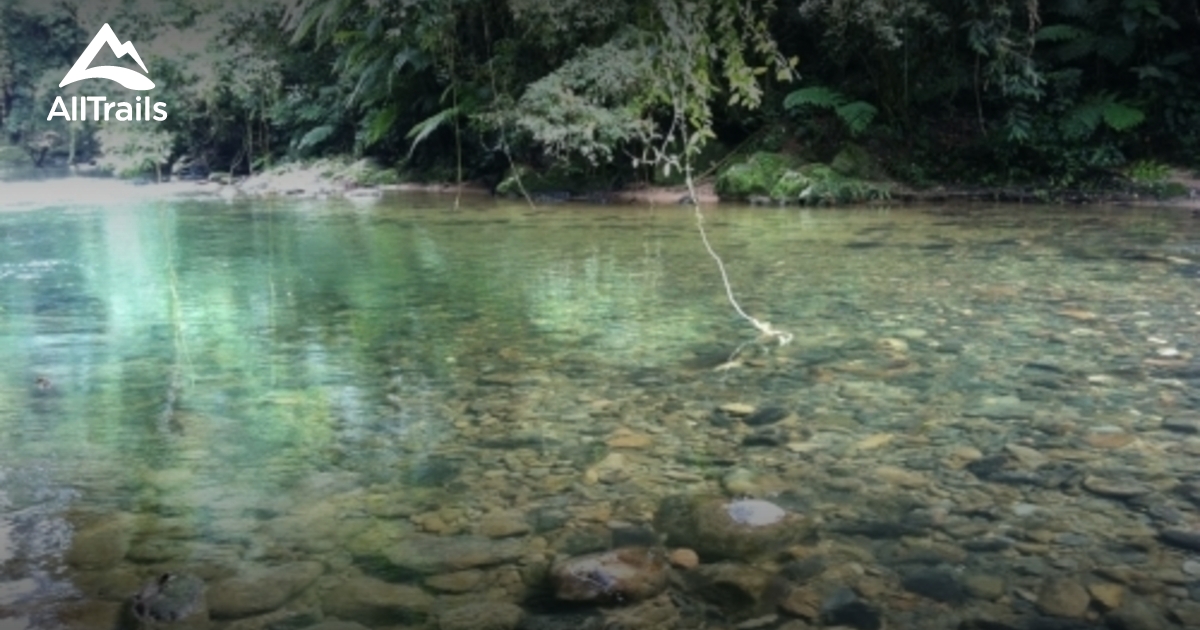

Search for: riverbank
xmin=1 ymin=163 xmax=1195 ymax=211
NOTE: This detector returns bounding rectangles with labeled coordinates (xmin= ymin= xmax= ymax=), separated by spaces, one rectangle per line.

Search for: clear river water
xmin=3 ymin=193 xmax=1200 ymax=630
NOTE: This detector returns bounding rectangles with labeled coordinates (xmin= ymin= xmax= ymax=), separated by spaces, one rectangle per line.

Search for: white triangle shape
xmin=60 ymin=23 xmax=155 ymax=91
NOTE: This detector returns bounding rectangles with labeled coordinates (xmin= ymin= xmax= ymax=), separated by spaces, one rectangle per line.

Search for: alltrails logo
xmin=46 ymin=23 xmax=168 ymax=122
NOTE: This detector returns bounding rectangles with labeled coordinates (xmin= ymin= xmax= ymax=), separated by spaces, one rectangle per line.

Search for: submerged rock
xmin=321 ymin=574 xmax=433 ymax=624
xmin=385 ymin=534 xmax=525 ymax=574
xmin=131 ymin=572 xmax=206 ymax=624
xmin=654 ymin=495 xmax=814 ymax=561
xmin=65 ymin=514 xmax=134 ymax=569
xmin=437 ymin=602 xmax=524 ymax=630
xmin=206 ymin=561 xmax=323 ymax=620
xmin=549 ymin=547 xmax=669 ymax=604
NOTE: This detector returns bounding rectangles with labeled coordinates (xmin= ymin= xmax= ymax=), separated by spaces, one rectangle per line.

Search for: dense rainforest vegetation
xmin=1 ymin=0 xmax=1198 ymax=195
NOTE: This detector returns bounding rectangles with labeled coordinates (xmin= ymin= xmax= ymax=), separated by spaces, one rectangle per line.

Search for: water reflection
xmin=2 ymin=197 xmax=1200 ymax=627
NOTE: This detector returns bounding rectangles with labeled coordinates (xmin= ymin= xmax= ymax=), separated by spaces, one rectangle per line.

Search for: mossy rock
xmin=768 ymin=170 xmax=814 ymax=201
xmin=715 ymin=152 xmax=803 ymax=199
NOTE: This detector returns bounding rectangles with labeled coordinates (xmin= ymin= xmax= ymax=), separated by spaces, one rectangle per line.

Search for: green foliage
xmin=715 ymin=152 xmax=801 ymax=198
xmin=3 ymin=0 xmax=1196 ymax=192
xmin=1124 ymin=159 xmax=1169 ymax=184
xmin=716 ymin=152 xmax=887 ymax=204
xmin=783 ymin=87 xmax=878 ymax=136
xmin=1060 ymin=92 xmax=1145 ymax=140
xmin=791 ymin=163 xmax=889 ymax=205
xmin=95 ymin=127 xmax=176 ymax=179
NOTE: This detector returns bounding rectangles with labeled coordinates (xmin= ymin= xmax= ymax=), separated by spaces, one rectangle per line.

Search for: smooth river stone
xmin=385 ymin=534 xmax=525 ymax=574
xmin=1082 ymin=476 xmax=1151 ymax=499
xmin=654 ymin=495 xmax=813 ymax=561
xmin=207 ymin=561 xmax=324 ymax=619
xmin=65 ymin=515 xmax=134 ymax=569
xmin=321 ymin=575 xmax=433 ymax=624
xmin=437 ymin=602 xmax=525 ymax=630
xmin=550 ymin=547 xmax=668 ymax=603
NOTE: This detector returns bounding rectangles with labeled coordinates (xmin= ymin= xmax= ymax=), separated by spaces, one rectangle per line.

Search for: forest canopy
xmin=1 ymin=0 xmax=1198 ymax=189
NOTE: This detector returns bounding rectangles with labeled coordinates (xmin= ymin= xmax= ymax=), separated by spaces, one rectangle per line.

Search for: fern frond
xmin=1100 ymin=101 xmax=1144 ymax=131
xmin=783 ymin=86 xmax=846 ymax=111
xmin=364 ymin=107 xmax=399 ymax=146
xmin=297 ymin=124 xmax=335 ymax=151
xmin=1035 ymin=24 xmax=1089 ymax=42
xmin=1060 ymin=93 xmax=1144 ymax=139
xmin=835 ymin=101 xmax=878 ymax=135
xmin=784 ymin=86 xmax=876 ymax=136
xmin=406 ymin=106 xmax=460 ymax=159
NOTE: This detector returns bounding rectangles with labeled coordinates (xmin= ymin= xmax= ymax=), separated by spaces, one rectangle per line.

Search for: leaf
xmin=1100 ymin=101 xmax=1144 ymax=131
xmin=297 ymin=124 xmax=335 ymax=151
xmin=1059 ymin=93 xmax=1144 ymax=139
xmin=786 ymin=86 xmax=875 ymax=135
xmin=405 ymin=106 xmax=459 ymax=159
xmin=783 ymin=86 xmax=846 ymax=111
xmin=364 ymin=107 xmax=398 ymax=146
xmin=1035 ymin=24 xmax=1089 ymax=41
xmin=835 ymin=101 xmax=878 ymax=135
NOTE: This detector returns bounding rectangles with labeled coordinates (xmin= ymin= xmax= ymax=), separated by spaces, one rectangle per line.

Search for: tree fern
xmin=783 ymin=86 xmax=877 ymax=135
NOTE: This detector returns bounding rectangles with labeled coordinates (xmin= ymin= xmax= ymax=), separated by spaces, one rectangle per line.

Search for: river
xmin=2 ymin=193 xmax=1199 ymax=629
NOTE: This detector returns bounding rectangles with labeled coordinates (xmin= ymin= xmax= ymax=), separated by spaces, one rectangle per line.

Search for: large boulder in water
xmin=654 ymin=495 xmax=814 ymax=561
xmin=549 ymin=547 xmax=669 ymax=604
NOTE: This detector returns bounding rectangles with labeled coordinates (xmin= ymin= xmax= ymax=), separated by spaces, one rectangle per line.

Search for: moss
xmin=715 ymin=152 xmax=802 ymax=199
xmin=797 ymin=168 xmax=890 ymax=205
xmin=768 ymin=170 xmax=813 ymax=200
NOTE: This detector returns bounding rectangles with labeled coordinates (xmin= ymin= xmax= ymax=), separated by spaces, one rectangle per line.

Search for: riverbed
xmin=2 ymin=192 xmax=1200 ymax=629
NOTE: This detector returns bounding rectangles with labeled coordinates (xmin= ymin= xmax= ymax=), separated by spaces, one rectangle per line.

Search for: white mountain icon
xmin=59 ymin=23 xmax=154 ymax=91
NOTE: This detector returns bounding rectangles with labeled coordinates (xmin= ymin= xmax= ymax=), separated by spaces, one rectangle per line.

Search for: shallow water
xmin=3 ymin=194 xmax=1200 ymax=629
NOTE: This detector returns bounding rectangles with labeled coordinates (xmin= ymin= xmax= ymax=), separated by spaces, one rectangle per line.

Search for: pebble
xmin=963 ymin=574 xmax=1006 ymax=601
xmin=668 ymin=548 xmax=699 ymax=570
xmin=1087 ymin=582 xmax=1124 ymax=611
xmin=1082 ymin=476 xmax=1152 ymax=499
xmin=1035 ymin=577 xmax=1090 ymax=618
xmin=1158 ymin=528 xmax=1200 ymax=552
xmin=901 ymin=568 xmax=967 ymax=604
xmin=437 ymin=602 xmax=524 ymax=630
xmin=873 ymin=465 xmax=928 ymax=488
xmin=1083 ymin=432 xmax=1135 ymax=449
xmin=606 ymin=428 xmax=653 ymax=449
xmin=744 ymin=406 xmax=791 ymax=426
xmin=477 ymin=510 xmax=532 ymax=538
xmin=1163 ymin=416 xmax=1200 ymax=434
xmin=719 ymin=403 xmax=755 ymax=416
